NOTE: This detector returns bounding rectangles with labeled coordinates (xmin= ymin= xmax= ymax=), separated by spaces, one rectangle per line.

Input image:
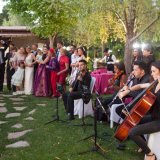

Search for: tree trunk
xmin=124 ymin=38 xmax=133 ymax=75
xmin=124 ymin=0 xmax=137 ymax=75
xmin=101 ymin=41 xmax=105 ymax=58
xmin=49 ymin=32 xmax=58 ymax=48
xmin=49 ymin=37 xmax=54 ymax=48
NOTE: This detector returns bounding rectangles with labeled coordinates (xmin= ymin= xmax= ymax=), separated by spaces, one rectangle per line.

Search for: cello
xmin=114 ymin=79 xmax=158 ymax=142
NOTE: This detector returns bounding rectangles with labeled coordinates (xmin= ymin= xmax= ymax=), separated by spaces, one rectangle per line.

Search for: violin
xmin=109 ymin=70 xmax=124 ymax=85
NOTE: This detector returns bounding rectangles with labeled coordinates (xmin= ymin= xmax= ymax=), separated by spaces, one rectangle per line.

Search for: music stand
xmin=77 ymin=94 xmax=108 ymax=156
xmin=72 ymin=94 xmax=93 ymax=131
xmin=45 ymin=84 xmax=66 ymax=125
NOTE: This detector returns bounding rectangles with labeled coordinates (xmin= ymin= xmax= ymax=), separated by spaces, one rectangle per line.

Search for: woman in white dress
xmin=69 ymin=47 xmax=86 ymax=85
xmin=24 ymin=46 xmax=36 ymax=95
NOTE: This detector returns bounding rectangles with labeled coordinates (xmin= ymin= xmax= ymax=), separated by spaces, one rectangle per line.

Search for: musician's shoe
xmin=116 ymin=143 xmax=126 ymax=150
xmin=68 ymin=115 xmax=75 ymax=120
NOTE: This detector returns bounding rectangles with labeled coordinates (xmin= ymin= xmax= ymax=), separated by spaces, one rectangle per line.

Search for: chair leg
xmin=110 ymin=120 xmax=114 ymax=128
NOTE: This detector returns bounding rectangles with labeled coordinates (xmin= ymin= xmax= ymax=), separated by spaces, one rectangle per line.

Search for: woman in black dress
xmin=127 ymin=60 xmax=160 ymax=160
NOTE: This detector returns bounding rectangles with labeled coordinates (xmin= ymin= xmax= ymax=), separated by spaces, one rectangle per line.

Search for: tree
xmin=0 ymin=5 xmax=9 ymax=25
xmin=8 ymin=0 xmax=78 ymax=47
xmin=67 ymin=0 xmax=125 ymax=56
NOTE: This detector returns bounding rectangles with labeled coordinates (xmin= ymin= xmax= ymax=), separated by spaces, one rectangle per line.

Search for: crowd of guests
xmin=0 ymin=40 xmax=86 ymax=97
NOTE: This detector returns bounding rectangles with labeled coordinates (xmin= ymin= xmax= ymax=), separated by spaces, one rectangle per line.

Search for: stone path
xmin=6 ymin=141 xmax=30 ymax=148
xmin=5 ymin=113 xmax=21 ymax=118
xmin=11 ymin=123 xmax=23 ymax=129
xmin=0 ymin=107 xmax=7 ymax=113
xmin=8 ymin=129 xmax=32 ymax=139
xmin=13 ymin=107 xmax=27 ymax=111
xmin=1 ymin=94 xmax=40 ymax=150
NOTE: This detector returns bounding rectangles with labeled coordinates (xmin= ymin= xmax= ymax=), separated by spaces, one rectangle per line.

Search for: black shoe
xmin=68 ymin=115 xmax=75 ymax=120
xmin=116 ymin=143 xmax=126 ymax=150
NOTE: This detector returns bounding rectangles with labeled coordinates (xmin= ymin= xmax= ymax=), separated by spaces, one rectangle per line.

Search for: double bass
xmin=114 ymin=79 xmax=158 ymax=142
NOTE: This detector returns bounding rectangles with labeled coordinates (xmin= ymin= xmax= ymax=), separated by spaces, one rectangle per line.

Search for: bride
xmin=24 ymin=46 xmax=36 ymax=95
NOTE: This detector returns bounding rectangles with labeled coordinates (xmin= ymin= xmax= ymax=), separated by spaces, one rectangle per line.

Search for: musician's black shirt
xmin=150 ymin=85 xmax=160 ymax=120
xmin=128 ymin=74 xmax=151 ymax=98
xmin=71 ymin=71 xmax=91 ymax=92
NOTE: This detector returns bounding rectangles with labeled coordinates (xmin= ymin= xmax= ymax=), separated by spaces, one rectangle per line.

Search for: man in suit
xmin=0 ymin=40 xmax=9 ymax=92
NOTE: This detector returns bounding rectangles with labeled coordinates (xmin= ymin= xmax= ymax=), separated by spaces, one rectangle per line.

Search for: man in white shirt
xmin=102 ymin=48 xmax=116 ymax=72
xmin=56 ymin=41 xmax=63 ymax=61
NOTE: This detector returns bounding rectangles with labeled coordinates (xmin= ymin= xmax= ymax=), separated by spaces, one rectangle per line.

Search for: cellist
xmin=116 ymin=61 xmax=151 ymax=119
xmin=118 ymin=60 xmax=160 ymax=160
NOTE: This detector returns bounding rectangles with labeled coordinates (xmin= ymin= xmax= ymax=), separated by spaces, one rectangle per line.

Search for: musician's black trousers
xmin=129 ymin=118 xmax=160 ymax=154
xmin=0 ymin=64 xmax=5 ymax=91
xmin=63 ymin=91 xmax=82 ymax=116
xmin=115 ymin=104 xmax=127 ymax=119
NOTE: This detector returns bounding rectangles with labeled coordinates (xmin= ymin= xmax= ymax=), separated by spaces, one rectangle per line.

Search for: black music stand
xmin=45 ymin=84 xmax=66 ymax=125
xmin=77 ymin=94 xmax=107 ymax=157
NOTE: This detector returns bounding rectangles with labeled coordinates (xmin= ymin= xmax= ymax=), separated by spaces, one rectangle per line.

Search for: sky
xmin=0 ymin=0 xmax=7 ymax=13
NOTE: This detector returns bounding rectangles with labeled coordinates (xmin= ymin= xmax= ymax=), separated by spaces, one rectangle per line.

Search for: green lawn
xmin=0 ymin=91 xmax=144 ymax=160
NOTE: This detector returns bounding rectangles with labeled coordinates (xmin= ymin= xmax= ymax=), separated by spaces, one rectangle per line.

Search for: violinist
xmin=119 ymin=61 xmax=160 ymax=160
xmin=105 ymin=62 xmax=127 ymax=93
xmin=62 ymin=59 xmax=91 ymax=120
xmin=98 ymin=62 xmax=127 ymax=121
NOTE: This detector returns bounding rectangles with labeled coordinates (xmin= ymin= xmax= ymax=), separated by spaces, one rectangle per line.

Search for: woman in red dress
xmin=57 ymin=48 xmax=69 ymax=92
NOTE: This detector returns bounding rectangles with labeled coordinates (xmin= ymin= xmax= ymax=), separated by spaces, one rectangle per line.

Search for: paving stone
xmin=36 ymin=104 xmax=46 ymax=107
xmin=6 ymin=141 xmax=30 ymax=148
xmin=0 ymin=103 xmax=6 ymax=107
xmin=11 ymin=123 xmax=23 ymax=129
xmin=24 ymin=117 xmax=34 ymax=120
xmin=20 ymin=95 xmax=28 ymax=98
xmin=13 ymin=102 xmax=24 ymax=105
xmin=5 ymin=113 xmax=21 ymax=118
xmin=3 ymin=95 xmax=13 ymax=98
xmin=8 ymin=129 xmax=32 ymax=139
xmin=9 ymin=98 xmax=24 ymax=101
xmin=0 ymin=107 xmax=7 ymax=113
xmin=13 ymin=107 xmax=26 ymax=111
xmin=0 ymin=121 xmax=8 ymax=124
xmin=29 ymin=109 xmax=36 ymax=115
